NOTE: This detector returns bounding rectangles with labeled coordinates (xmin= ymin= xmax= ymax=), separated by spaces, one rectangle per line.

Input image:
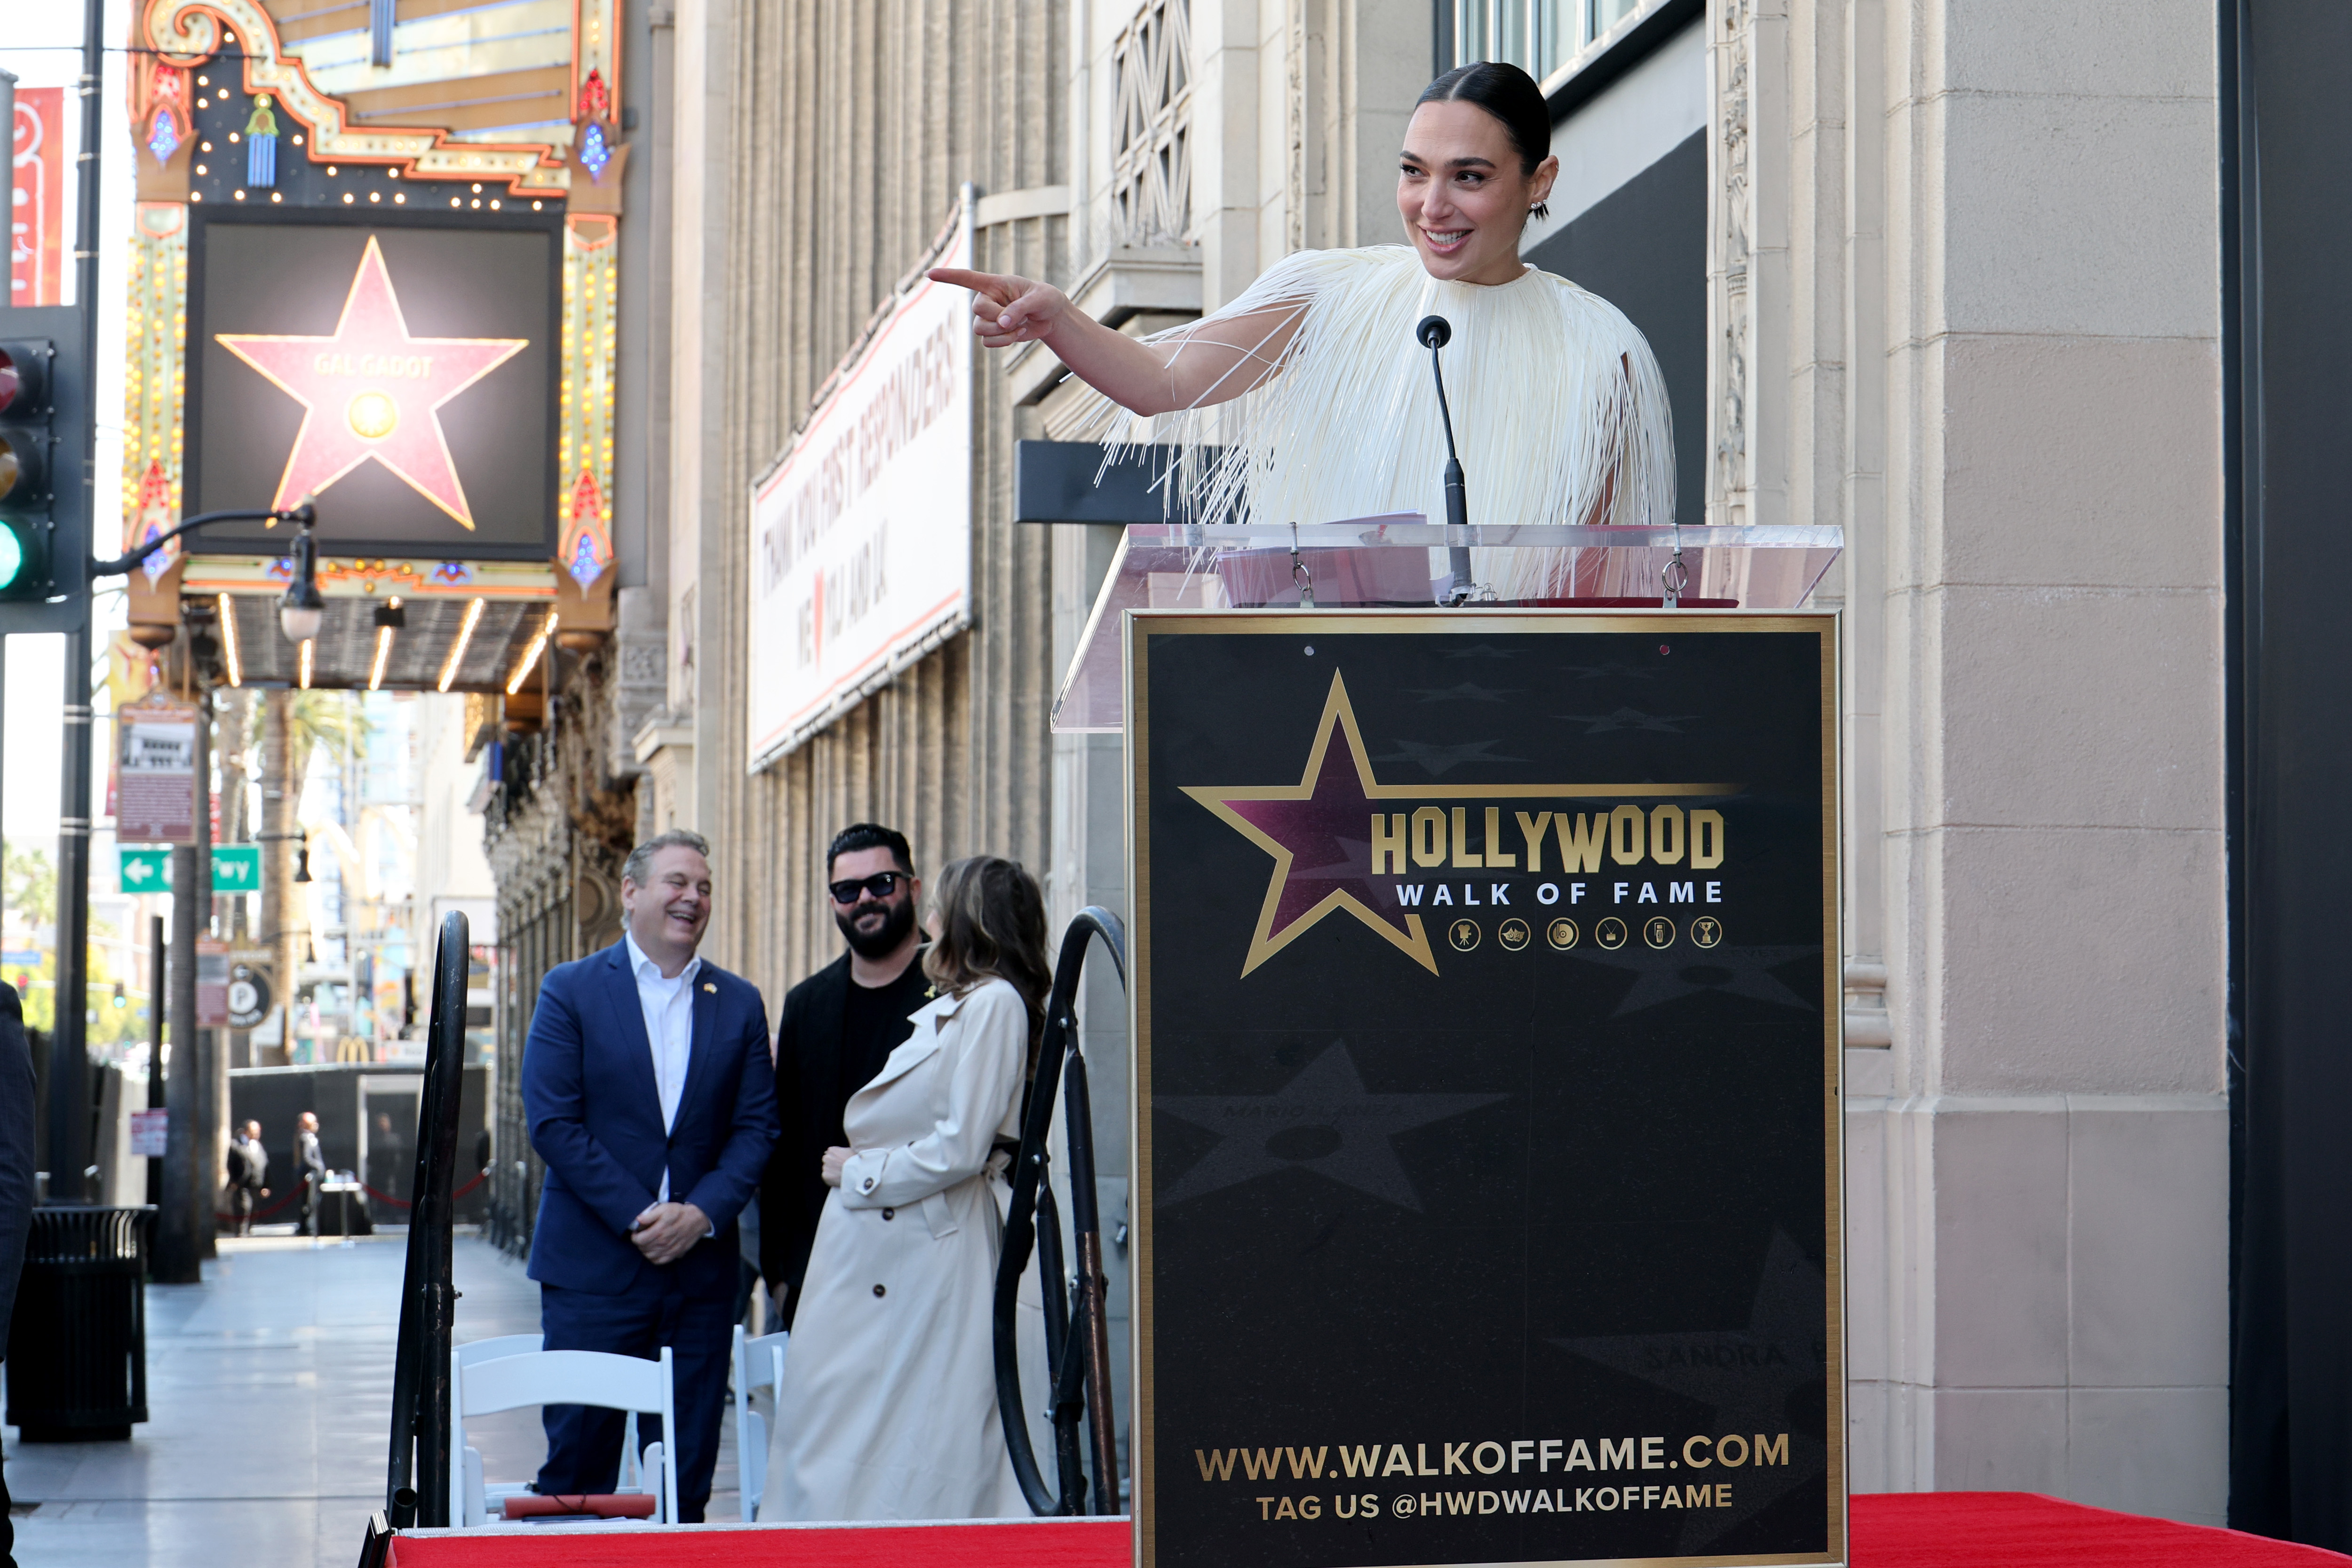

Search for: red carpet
xmin=1852 ymin=1493 xmax=2351 ymax=1567
xmin=384 ymin=1493 xmax=2352 ymax=1566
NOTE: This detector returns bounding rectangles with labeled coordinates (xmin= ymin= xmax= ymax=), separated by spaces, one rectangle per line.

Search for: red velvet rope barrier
xmin=215 ymin=1185 xmax=306 ymax=1224
xmin=218 ymin=1168 xmax=487 ymax=1223
xmin=359 ymin=1166 xmax=488 ymax=1208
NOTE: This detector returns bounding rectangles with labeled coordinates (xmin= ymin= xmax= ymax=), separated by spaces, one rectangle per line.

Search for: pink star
xmin=216 ymin=236 xmax=525 ymax=527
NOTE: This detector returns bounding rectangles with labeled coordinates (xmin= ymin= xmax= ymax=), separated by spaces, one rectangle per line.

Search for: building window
xmin=1446 ymin=0 xmax=1652 ymax=88
xmin=1112 ymin=0 xmax=1192 ymax=247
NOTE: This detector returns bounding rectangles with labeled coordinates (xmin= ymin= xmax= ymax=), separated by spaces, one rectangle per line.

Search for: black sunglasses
xmin=829 ymin=871 xmax=906 ymax=905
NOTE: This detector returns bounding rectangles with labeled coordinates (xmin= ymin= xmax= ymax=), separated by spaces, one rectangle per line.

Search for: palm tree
xmin=255 ymin=692 xmax=372 ymax=1060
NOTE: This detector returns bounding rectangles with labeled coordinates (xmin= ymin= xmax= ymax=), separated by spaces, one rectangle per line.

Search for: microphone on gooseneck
xmin=1417 ymin=314 xmax=1474 ymax=603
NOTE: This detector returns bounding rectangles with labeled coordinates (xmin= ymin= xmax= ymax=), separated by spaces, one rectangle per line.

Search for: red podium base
xmin=383 ymin=1494 xmax=2351 ymax=1568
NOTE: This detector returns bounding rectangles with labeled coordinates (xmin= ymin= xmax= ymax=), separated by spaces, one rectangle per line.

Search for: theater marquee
xmin=184 ymin=207 xmax=562 ymax=559
xmin=1128 ymin=611 xmax=1843 ymax=1568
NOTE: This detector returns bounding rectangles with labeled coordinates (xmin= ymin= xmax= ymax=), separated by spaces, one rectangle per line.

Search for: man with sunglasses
xmin=758 ymin=823 xmax=934 ymax=1326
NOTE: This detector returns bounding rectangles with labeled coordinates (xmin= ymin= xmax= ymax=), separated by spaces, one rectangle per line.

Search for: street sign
xmin=118 ymin=698 xmax=199 ymax=844
xmin=197 ymin=939 xmax=229 ymax=1027
xmin=210 ymin=845 xmax=260 ymax=893
xmin=118 ymin=844 xmax=262 ymax=893
xmin=129 ymin=1109 xmax=167 ymax=1158
xmin=118 ymin=847 xmax=169 ymax=892
xmin=226 ymin=958 xmax=273 ymax=1031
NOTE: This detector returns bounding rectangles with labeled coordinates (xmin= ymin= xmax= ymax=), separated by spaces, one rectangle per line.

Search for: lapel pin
xmin=702 ymin=982 xmax=716 ymax=994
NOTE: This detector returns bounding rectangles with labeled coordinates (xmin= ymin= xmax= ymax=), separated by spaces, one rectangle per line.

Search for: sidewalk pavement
xmin=3 ymin=1234 xmax=748 ymax=1567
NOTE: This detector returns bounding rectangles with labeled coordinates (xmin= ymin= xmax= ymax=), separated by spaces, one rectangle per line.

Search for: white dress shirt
xmin=624 ymin=931 xmax=702 ymax=1203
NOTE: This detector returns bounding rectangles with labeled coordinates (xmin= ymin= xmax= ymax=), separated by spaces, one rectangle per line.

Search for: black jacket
xmin=227 ymin=1137 xmax=269 ymax=1192
xmin=757 ymin=949 xmax=932 ymax=1321
xmin=0 ymin=984 xmax=33 ymax=1356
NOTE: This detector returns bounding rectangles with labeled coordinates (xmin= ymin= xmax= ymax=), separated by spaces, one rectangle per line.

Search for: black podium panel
xmin=1128 ymin=611 xmax=1843 ymax=1568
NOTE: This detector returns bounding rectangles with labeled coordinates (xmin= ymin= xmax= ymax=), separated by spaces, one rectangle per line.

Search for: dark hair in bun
xmin=1418 ymin=61 xmax=1553 ymax=217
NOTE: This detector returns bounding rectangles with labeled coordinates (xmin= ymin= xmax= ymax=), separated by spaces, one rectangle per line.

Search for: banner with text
xmin=116 ymin=699 xmax=199 ymax=844
xmin=746 ymin=214 xmax=972 ymax=768
xmin=1127 ymin=611 xmax=1843 ymax=1568
xmin=10 ymin=87 xmax=66 ymax=306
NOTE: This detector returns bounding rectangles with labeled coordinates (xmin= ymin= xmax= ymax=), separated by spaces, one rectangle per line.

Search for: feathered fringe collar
xmin=1090 ymin=245 xmax=1674 ymax=537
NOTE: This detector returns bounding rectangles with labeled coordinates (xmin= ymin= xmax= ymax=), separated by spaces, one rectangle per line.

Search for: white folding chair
xmin=449 ymin=1348 xmax=679 ymax=1526
xmin=450 ymin=1335 xmax=544 ymax=1525
xmin=731 ymin=1325 xmax=789 ymax=1520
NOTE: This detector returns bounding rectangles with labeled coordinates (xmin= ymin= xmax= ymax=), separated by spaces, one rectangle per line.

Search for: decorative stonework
xmin=1708 ymin=0 xmax=1754 ymax=527
xmin=175 ymin=556 xmax=559 ymax=600
xmin=122 ymin=204 xmax=186 ymax=571
xmin=572 ymin=0 xmax=623 ymax=128
xmin=556 ymin=215 xmax=618 ymax=634
xmin=137 ymin=0 xmax=568 ymax=195
xmin=1112 ymin=0 xmax=1194 ymax=247
xmin=1285 ymin=0 xmax=1306 ymax=254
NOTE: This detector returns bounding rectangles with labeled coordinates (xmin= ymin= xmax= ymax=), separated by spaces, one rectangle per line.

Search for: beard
xmin=836 ymin=894 xmax=916 ymax=960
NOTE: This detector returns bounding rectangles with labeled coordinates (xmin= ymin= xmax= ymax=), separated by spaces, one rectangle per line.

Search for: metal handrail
xmin=993 ymin=906 xmax=1126 ymax=1516
xmin=384 ymin=910 xmax=470 ymax=1528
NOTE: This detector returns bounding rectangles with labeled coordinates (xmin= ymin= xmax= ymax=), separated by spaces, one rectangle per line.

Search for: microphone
xmin=1417 ymin=314 xmax=1473 ymax=602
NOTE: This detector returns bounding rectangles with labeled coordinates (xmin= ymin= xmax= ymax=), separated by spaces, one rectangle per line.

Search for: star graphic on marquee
xmin=215 ymin=236 xmax=527 ymax=527
xmin=1155 ymin=1041 xmax=1507 ymax=1210
xmin=1553 ymin=1231 xmax=1830 ymax=1549
xmin=1182 ymin=671 xmax=1742 ymax=978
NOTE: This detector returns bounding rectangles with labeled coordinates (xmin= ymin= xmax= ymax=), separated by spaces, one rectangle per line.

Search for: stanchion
xmin=994 ymin=906 xmax=1125 ymax=1516
xmin=381 ymin=911 xmax=469 ymax=1529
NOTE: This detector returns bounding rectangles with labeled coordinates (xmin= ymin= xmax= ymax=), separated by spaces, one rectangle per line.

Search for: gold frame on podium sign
xmin=1122 ymin=608 xmax=1845 ymax=1568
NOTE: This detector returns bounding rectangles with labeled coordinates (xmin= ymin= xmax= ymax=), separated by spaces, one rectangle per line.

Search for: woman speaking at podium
xmin=934 ymin=61 xmax=1673 ymax=541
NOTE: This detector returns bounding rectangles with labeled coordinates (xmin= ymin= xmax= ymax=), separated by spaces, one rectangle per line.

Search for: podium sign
xmin=1127 ymin=611 xmax=1842 ymax=1568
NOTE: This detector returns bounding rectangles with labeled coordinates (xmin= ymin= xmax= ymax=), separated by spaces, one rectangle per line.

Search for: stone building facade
xmin=479 ymin=0 xmax=2238 ymax=1520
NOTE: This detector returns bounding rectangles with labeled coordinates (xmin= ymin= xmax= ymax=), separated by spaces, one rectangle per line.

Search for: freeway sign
xmin=119 ymin=848 xmax=168 ymax=891
xmin=210 ymin=845 xmax=261 ymax=893
xmin=118 ymin=844 xmax=264 ymax=893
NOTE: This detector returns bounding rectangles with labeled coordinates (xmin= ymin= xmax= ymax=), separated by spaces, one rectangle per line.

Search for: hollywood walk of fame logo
xmin=1179 ymin=671 xmax=1739 ymax=977
xmin=215 ymin=236 xmax=528 ymax=528
xmin=1154 ymin=1041 xmax=1507 ymax=1210
xmin=1555 ymin=1231 xmax=1831 ymax=1550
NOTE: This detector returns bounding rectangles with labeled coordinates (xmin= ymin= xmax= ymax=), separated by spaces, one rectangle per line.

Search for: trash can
xmin=4 ymin=1205 xmax=153 ymax=1441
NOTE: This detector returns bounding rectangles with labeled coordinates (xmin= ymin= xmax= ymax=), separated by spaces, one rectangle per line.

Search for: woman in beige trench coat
xmin=760 ymin=856 xmax=1053 ymax=1522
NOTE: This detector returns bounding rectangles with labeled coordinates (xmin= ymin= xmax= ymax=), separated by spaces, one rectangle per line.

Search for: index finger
xmin=929 ymin=266 xmax=1020 ymax=305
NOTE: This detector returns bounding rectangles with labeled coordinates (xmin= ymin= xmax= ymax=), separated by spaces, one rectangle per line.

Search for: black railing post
xmin=993 ymin=906 xmax=1127 ymax=1516
xmin=384 ymin=911 xmax=469 ymax=1527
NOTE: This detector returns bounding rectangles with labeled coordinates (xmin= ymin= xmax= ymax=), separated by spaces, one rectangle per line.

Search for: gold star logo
xmin=1182 ymin=672 xmax=1740 ymax=979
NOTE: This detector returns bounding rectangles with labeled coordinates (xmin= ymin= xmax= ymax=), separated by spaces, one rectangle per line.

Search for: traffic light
xmin=0 ymin=304 xmax=90 ymax=632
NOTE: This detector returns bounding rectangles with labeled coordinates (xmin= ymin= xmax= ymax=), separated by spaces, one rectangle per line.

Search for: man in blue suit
xmin=523 ymin=829 xmax=778 ymax=1521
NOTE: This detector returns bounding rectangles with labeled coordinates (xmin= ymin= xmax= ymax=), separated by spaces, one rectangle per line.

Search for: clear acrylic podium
xmin=1052 ymin=519 xmax=1844 ymax=732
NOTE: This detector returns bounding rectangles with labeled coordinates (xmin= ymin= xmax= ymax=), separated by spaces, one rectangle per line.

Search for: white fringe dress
xmin=1096 ymin=244 xmax=1675 ymax=544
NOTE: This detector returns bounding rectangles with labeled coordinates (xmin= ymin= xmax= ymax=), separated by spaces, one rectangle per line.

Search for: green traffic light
xmin=0 ymin=524 xmax=20 ymax=592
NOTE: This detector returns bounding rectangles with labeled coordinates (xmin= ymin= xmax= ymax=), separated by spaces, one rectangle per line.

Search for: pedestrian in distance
xmin=226 ymin=1121 xmax=270 ymax=1236
xmin=296 ymin=1112 xmax=327 ymax=1237
xmin=761 ymin=855 xmax=1053 ymax=1522
xmin=758 ymin=823 xmax=937 ymax=1329
xmin=520 ymin=829 xmax=779 ymax=1523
